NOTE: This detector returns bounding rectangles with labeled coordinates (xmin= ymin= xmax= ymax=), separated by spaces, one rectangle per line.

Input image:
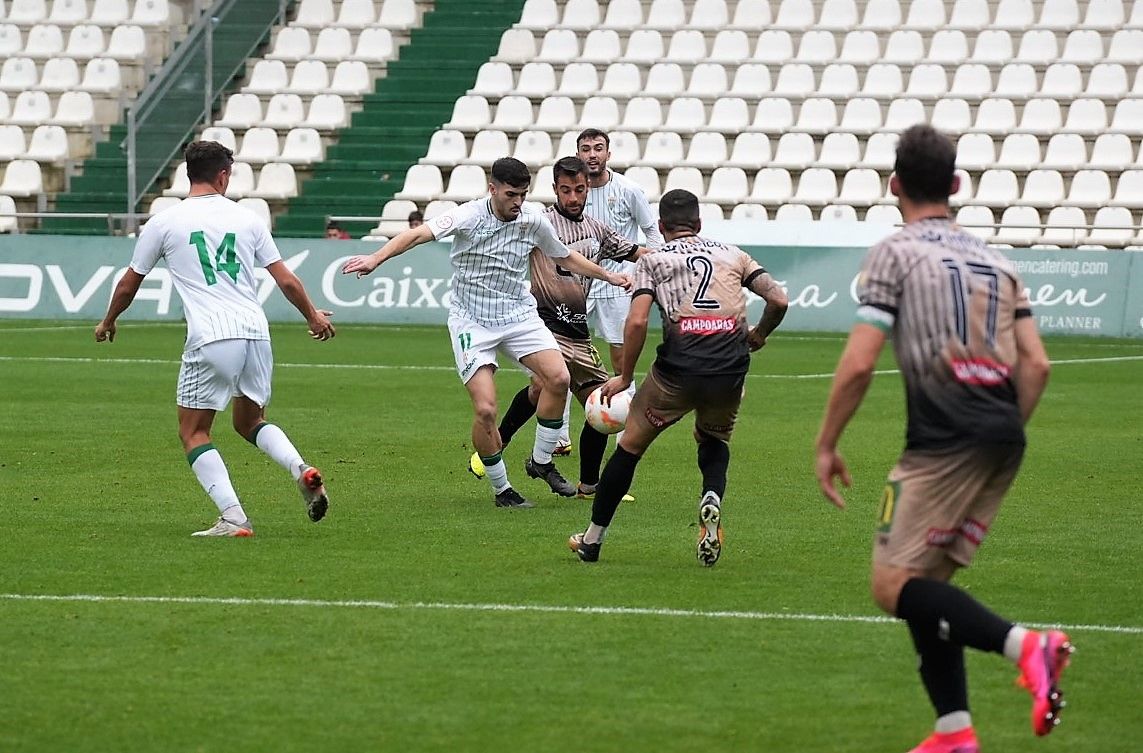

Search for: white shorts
xmin=447 ymin=312 xmax=559 ymax=384
xmin=177 ymin=338 xmax=273 ymax=411
xmin=587 ymin=295 xmax=631 ymax=346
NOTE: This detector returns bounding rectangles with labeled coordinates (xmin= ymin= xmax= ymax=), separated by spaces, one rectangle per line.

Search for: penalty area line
xmin=0 ymin=593 xmax=1139 ymax=635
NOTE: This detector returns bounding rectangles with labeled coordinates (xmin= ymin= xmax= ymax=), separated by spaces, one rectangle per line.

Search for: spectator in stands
xmin=326 ymin=222 xmax=350 ymax=240
xmin=408 ymin=210 xmax=424 ymax=228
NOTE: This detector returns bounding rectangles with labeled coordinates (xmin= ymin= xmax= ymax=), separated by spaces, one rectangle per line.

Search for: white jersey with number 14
xmin=129 ymin=194 xmax=282 ymax=351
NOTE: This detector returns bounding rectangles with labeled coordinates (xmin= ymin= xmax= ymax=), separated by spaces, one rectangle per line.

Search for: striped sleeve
xmin=632 ymin=254 xmax=656 ymax=299
xmin=856 ymin=242 xmax=901 ymax=333
xmin=533 ymin=214 xmax=570 ymax=258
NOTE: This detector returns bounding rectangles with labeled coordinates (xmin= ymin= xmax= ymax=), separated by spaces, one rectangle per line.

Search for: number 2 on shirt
xmin=190 ymin=231 xmax=240 ymax=285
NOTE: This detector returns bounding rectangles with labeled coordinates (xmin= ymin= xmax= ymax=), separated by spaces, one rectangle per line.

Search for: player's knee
xmin=870 ymin=567 xmax=913 ymax=615
xmin=543 ymin=367 xmax=571 ymax=394
xmin=473 ymin=400 xmax=498 ymax=427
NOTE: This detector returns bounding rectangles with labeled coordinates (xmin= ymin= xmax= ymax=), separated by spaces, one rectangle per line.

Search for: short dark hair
xmin=576 ymin=128 xmax=610 ymax=148
xmin=326 ymin=221 xmax=341 ymax=231
xmin=552 ymin=156 xmax=588 ymax=182
xmin=185 ymin=140 xmax=234 ymax=184
xmin=407 ymin=210 xmax=423 ymax=222
xmin=894 ymin=124 xmax=957 ymax=204
xmin=659 ymin=189 xmax=700 ymax=233
xmin=490 ymin=157 xmax=532 ymax=189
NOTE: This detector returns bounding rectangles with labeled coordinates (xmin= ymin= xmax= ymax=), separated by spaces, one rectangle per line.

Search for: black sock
xmin=578 ymin=422 xmax=607 ymax=487
xmin=896 ymin=577 xmax=1012 ymax=654
xmin=696 ymin=435 xmax=730 ymax=500
xmin=591 ymin=446 xmax=641 ymax=528
xmin=497 ymin=386 xmax=537 ymax=447
xmin=907 ymin=620 xmax=969 ymax=717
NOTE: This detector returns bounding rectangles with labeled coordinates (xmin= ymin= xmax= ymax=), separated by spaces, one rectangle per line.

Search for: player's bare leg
xmin=520 ymin=349 xmax=576 ymax=496
xmin=233 ymin=396 xmax=328 ymax=522
xmin=180 ymin=407 xmax=252 ymax=536
xmin=465 ymin=366 xmax=531 ymax=508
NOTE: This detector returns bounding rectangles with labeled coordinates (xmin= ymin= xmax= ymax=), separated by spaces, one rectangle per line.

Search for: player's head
xmin=889 ymin=124 xmax=959 ymax=208
xmin=488 ymin=157 xmax=532 ymax=220
xmin=407 ymin=210 xmax=424 ymax=228
xmin=658 ymin=189 xmax=701 ymax=238
xmin=552 ymin=156 xmax=589 ymax=218
xmin=185 ymin=140 xmax=234 ymax=191
xmin=576 ymin=128 xmax=611 ymax=179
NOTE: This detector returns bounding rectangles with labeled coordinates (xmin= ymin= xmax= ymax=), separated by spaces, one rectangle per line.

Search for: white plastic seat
xmin=751 ymin=167 xmax=793 ymax=204
xmin=0 ymin=125 xmax=27 ymax=160
xmin=1060 ymin=30 xmax=1103 ymax=64
xmin=1088 ymin=206 xmax=1134 ymax=246
xmin=243 ymin=59 xmax=287 ymax=94
xmin=49 ymin=88 xmax=91 ymax=125
xmin=536 ymin=29 xmax=579 ymax=64
xmin=0 ymin=24 xmax=21 ymax=57
xmin=971 ymin=97 xmax=1016 ymax=134
xmin=771 ymin=132 xmax=816 ymax=169
xmin=687 ymin=64 xmax=729 ymax=99
xmin=1019 ymin=169 xmax=1065 ymax=207
xmin=200 ymin=125 xmax=236 ymax=151
xmin=622 ymin=29 xmax=662 ymax=63
xmin=928 ymin=30 xmax=968 ymax=64
xmin=528 ymin=165 xmax=556 ymax=202
xmin=605 ymin=130 xmax=640 ymax=168
xmin=859 ymin=132 xmax=897 ymax=170
xmin=727 ymin=132 xmax=771 ymax=169
xmin=1086 ymin=63 xmax=1128 ymax=98
xmin=372 ymin=199 xmax=419 ymax=237
xmin=533 ymin=96 xmax=575 ymax=132
xmin=216 ymin=93 xmax=262 ymax=129
xmin=1088 ymin=134 xmax=1131 ymax=170
xmin=558 ymin=62 xmax=598 ymax=97
xmin=682 ymin=132 xmax=728 ymax=170
xmin=25 ymin=23 xmax=63 ymax=58
xmin=1085 ymin=0 xmax=1126 ymax=27
xmin=351 ymin=27 xmax=393 ymax=63
xmin=994 ymin=64 xmax=1037 ymax=99
xmin=882 ymin=97 xmax=925 ymax=132
xmin=926 ymin=98 xmax=969 ymax=134
xmin=839 ymin=30 xmax=879 ymax=64
xmin=8 ymin=0 xmax=47 ymax=24
xmin=665 ymin=29 xmax=705 ymax=63
xmin=621 ymin=96 xmax=663 ymax=132
xmin=491 ymin=95 xmax=534 ymax=132
xmin=818 ymin=0 xmax=857 ymax=29
xmin=1040 ymin=63 xmax=1082 ymax=99
xmin=1038 ymin=0 xmax=1079 ymax=27
xmin=335 ymin=0 xmax=375 ymax=28
xmin=1111 ymin=170 xmax=1143 ymax=208
xmin=705 ymin=166 xmax=748 ymax=203
xmin=956 ymin=133 xmax=995 ymax=170
xmin=304 ymin=93 xmax=346 ymax=130
xmin=445 ymin=95 xmax=490 ymax=131
xmin=1106 ymin=30 xmax=1143 ymax=64
xmin=471 ymin=62 xmax=513 ymax=97
xmin=775 ymin=203 xmax=813 ymax=221
xmin=955 ymin=205 xmax=995 ymax=240
xmin=974 ymin=169 xmax=1019 ymax=207
xmin=287 ymin=59 xmax=328 ymax=95
xmin=577 ymin=96 xmax=620 ymax=130
xmin=310 ymin=28 xmax=352 ymax=62
xmin=993 ymin=0 xmax=1033 ymax=28
xmin=796 ymin=30 xmax=836 ymax=64
xmin=837 ymin=97 xmax=881 ymax=134
xmin=820 ymin=204 xmax=859 ymax=222
xmin=994 ymin=206 xmax=1042 ymax=244
xmin=422 ymin=129 xmax=466 ymax=166
xmin=394 ymin=164 xmax=443 ymax=201
xmin=512 ymin=130 xmax=552 ymax=168
xmin=0 ymin=159 xmax=42 ymax=197
xmin=664 ymin=97 xmax=706 ymax=133
xmin=793 ymin=98 xmax=837 ymax=134
xmin=495 ymin=29 xmax=535 ymax=63
xmin=644 ymin=63 xmax=685 ymax=97
xmin=423 ymin=200 xmax=456 ymax=220
xmin=268 ymin=26 xmax=310 ymax=61
xmin=838 ymin=168 xmax=881 ymax=206
xmin=730 ymin=203 xmax=768 ymax=220
xmin=1063 ymin=99 xmax=1107 ymax=135
xmin=664 ymin=166 xmax=704 ymax=195
xmin=751 ymin=97 xmax=794 ymax=133
xmin=1014 ymin=30 xmax=1058 ymax=65
xmin=818 ymin=64 xmax=859 ymax=98
xmin=949 ymin=64 xmax=991 ymax=101
xmin=235 ymin=198 xmax=271 ymax=229
xmin=18 ymin=127 xmax=66 ymax=164
xmin=865 ymin=204 xmax=903 ymax=225
xmin=905 ymin=64 xmax=947 ymax=99
xmin=1067 ymin=170 xmax=1112 ymax=208
xmin=516 ymin=62 xmax=557 ymax=97
xmin=163 ymin=161 xmax=189 ymax=196
xmin=38 ymin=56 xmax=79 ymax=91
xmin=1040 ymin=133 xmax=1088 ymax=171
xmin=1110 ymin=99 xmax=1143 ymax=134
xmin=49 ymin=0 xmax=87 ymax=23
xmin=817 ymin=133 xmax=861 ymax=169
xmin=441 ymin=164 xmax=487 ymax=202
xmin=882 ymin=30 xmax=922 ymax=63
xmin=1017 ymin=98 xmax=1061 ymax=135
xmin=90 ymin=0 xmax=128 ymax=24
xmin=709 ymin=31 xmax=750 ymax=64
xmin=104 ymin=23 xmax=142 ymax=59
xmin=601 ymin=0 xmax=641 ymax=28
xmin=247 ymin=162 xmax=296 ymax=200
xmin=904 ymin=0 xmax=947 ymax=29
xmin=65 ymin=23 xmax=105 ymax=59
xmin=599 ymin=63 xmax=641 ymax=98
xmin=465 ymin=130 xmax=509 ymax=166
xmin=377 ymin=0 xmax=416 ymax=29
xmin=728 ymin=64 xmax=771 ymax=96
xmin=147 ymin=195 xmax=180 ymax=217
xmin=733 ymin=0 xmax=773 ymax=28
xmin=862 ymin=63 xmax=904 ymax=99
xmin=236 ymin=127 xmax=280 ymax=165
xmin=1039 ymin=206 xmax=1085 ymax=245
xmin=624 ymin=165 xmax=660 ymax=201
xmin=995 ymin=133 xmax=1041 ymax=171
xmin=689 ymin=0 xmax=730 ymax=29
xmin=580 ymin=29 xmax=626 ymax=63
xmin=774 ymin=0 xmax=814 ymax=28
xmin=258 ymin=93 xmax=303 ymax=129
xmin=519 ymin=0 xmax=558 ymax=28
xmin=130 ymin=0 xmax=169 ymax=26
xmin=699 ymin=203 xmax=725 ymax=222
xmin=772 ymin=64 xmax=814 ymax=97
xmin=970 ymin=30 xmax=1011 ymax=64
xmin=560 ymin=0 xmax=601 ymax=29
xmin=752 ymin=30 xmax=792 ymax=64
xmin=8 ymin=89 xmax=48 ymax=126
xmin=0 ymin=57 xmax=37 ymax=92
xmin=950 ymin=0 xmax=991 ymax=28
xmin=951 ymin=170 xmax=974 ymax=205
xmin=329 ymin=60 xmax=368 ymax=95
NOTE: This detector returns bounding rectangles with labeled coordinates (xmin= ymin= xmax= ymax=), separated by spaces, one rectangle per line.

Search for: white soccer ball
xmin=585 ymin=386 xmax=631 ymax=435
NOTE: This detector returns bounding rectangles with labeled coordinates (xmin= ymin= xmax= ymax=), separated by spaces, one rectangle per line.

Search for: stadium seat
xmin=706 ymin=32 xmax=746 ymax=66
xmin=950 ymin=169 xmax=973 ymax=204
xmin=260 ymin=93 xmax=304 ymax=129
xmin=163 ymin=161 xmax=189 ymax=196
xmin=706 ymin=96 xmax=747 ymax=132
xmin=24 ymin=123 xmax=67 ymax=162
xmin=515 ymin=62 xmax=556 ymax=98
xmin=335 ymin=0 xmax=375 ymax=28
xmin=49 ymin=0 xmax=87 ymax=23
xmin=1087 ymin=133 xmax=1132 ymax=170
xmin=860 ymin=0 xmax=901 ymax=29
xmin=1039 ymin=133 xmax=1088 ymax=171
xmin=441 ymin=164 xmax=487 ymax=202
xmin=0 ymin=125 xmax=26 ymax=160
xmin=601 ymin=0 xmax=642 ymax=29
xmin=956 ymin=133 xmax=995 ymax=170
xmin=495 ymin=29 xmax=535 ymax=63
xmin=753 ymin=30 xmax=793 ymax=64
xmin=39 ymin=56 xmax=80 ymax=91
xmin=1088 ymin=206 xmax=1134 ymax=246
xmin=1015 ymin=29 xmax=1058 ymax=65
xmin=422 ymin=129 xmax=466 ymax=166
xmin=882 ymin=30 xmax=923 ymax=63
xmin=838 ymin=97 xmax=882 ymax=134
xmin=904 ymin=0 xmax=947 ymax=29
xmin=681 ymin=132 xmax=728 ymax=170
xmin=818 ymin=0 xmax=857 ymax=29
xmin=1110 ymin=170 xmax=1143 ymax=208
xmin=445 ymin=95 xmax=490 ymax=131
xmin=1041 ymin=206 xmax=1087 ymax=245
xmin=621 ymin=96 xmax=663 ymax=132
xmin=974 ymin=170 xmax=1019 ymax=207
xmin=839 ymin=30 xmax=879 ymax=64
xmin=994 ymin=63 xmax=1037 ymax=99
xmin=533 ymin=96 xmax=575 ymax=132
xmin=699 ymin=202 xmax=725 ymax=223
xmin=236 ymin=127 xmax=279 ymax=165
xmin=905 ymin=64 xmax=948 ymax=99
xmin=794 ymin=168 xmax=837 ymax=206
xmin=687 ymin=64 xmax=729 ymax=99
xmin=605 ymin=130 xmax=640 ymax=168
xmin=775 ymin=203 xmax=813 ymax=221
xmin=295 ymin=0 xmax=334 ymax=27
xmin=287 ymin=59 xmax=329 ymax=95
xmin=599 ymin=63 xmax=641 ymax=98
xmin=793 ymin=98 xmax=837 ymax=135
xmin=818 ymin=64 xmax=859 ymax=98
xmin=838 ymin=168 xmax=882 ymax=206
xmin=0 ymin=24 xmax=20 ymax=57
xmin=817 ymin=132 xmax=862 ymax=169
xmin=329 ymin=61 xmax=368 ymax=95
xmin=726 ymin=132 xmax=771 ymax=169
xmin=130 ymin=0 xmax=169 ymax=26
xmin=949 ymin=63 xmax=992 ymax=101
xmin=859 ymin=132 xmax=896 ymax=169
xmin=243 ymin=60 xmax=287 ymax=94
xmin=25 ymin=23 xmax=63 ymax=58
xmin=1062 ymin=30 xmax=1104 ymax=65
xmin=771 ymin=132 xmax=816 ymax=169
xmin=928 ymin=30 xmax=968 ymax=64
xmin=994 ymin=206 xmax=1042 ymax=244
xmin=970 ymin=31 xmax=1012 ymax=65
xmin=624 ymin=165 xmax=660 ymax=201
xmin=237 ymin=197 xmax=272 ymax=229
xmin=66 ymin=23 xmax=105 ymax=59
xmin=996 ymin=133 xmax=1041 ymax=171
xmin=689 ymin=0 xmax=730 ymax=28
xmin=728 ymin=63 xmax=770 ymax=96
xmin=664 ymin=97 xmax=705 ymax=133
xmin=49 ymin=89 xmax=91 ymax=125
xmin=378 ymin=0 xmax=417 ymax=29
xmin=8 ymin=0 xmax=47 ymax=24
xmin=0 ymin=159 xmax=42 ymax=196
xmin=882 ymin=97 xmax=925 ymax=131
xmin=1038 ymin=0 xmax=1079 ymax=27
xmin=971 ymin=97 xmax=1016 ymax=134
xmin=1040 ymin=63 xmax=1082 ymax=99
xmin=1067 ymin=170 xmax=1112 ymax=207
xmin=577 ymin=95 xmax=620 ymax=129
xmin=1064 ymin=99 xmax=1108 ymax=135
xmin=560 ymin=0 xmax=601 ymax=30
xmin=732 ymin=0 xmax=772 ymax=28
xmin=774 ymin=0 xmax=815 ymax=28
xmin=705 ymin=166 xmax=748 ymax=203
xmin=90 ymin=0 xmax=128 ymax=25
xmin=993 ymin=0 xmax=1033 ymax=27
xmin=471 ymin=63 xmax=512 ymax=98
xmin=268 ymin=27 xmax=310 ymax=61
xmin=644 ymin=63 xmax=685 ymax=97
xmin=751 ymin=167 xmax=794 ymax=205
xmin=1017 ymin=98 xmax=1061 ymax=135
xmin=864 ymin=203 xmax=903 ymax=224
xmin=488 ymin=96 xmax=532 ymax=132
xmin=394 ymin=164 xmax=443 ymax=202
xmin=511 ymin=130 xmax=551 ymax=168
xmin=200 ymin=126 xmax=237 ymax=151
xmin=312 ymin=28 xmax=354 ymax=62
xmin=641 ymin=131 xmax=684 ymax=168
xmin=950 ymin=0 xmax=991 ymax=28
xmin=862 ymin=63 xmax=904 ymax=99
xmin=622 ymin=29 xmax=662 ymax=64
xmin=751 ymin=97 xmax=794 ymax=132
xmin=466 ymin=130 xmax=509 ymax=167
xmin=666 ymin=29 xmax=706 ymax=63
xmin=8 ymin=89 xmax=50 ymax=125
xmin=222 ymin=162 xmax=255 ymax=199
xmin=1109 ymin=99 xmax=1143 ymax=134
xmin=796 ymin=30 xmax=836 ymax=65
xmin=537 ymin=29 xmax=580 ymax=64
xmin=217 ymin=93 xmax=262 ymax=129
xmin=558 ymin=62 xmax=598 ymax=97
xmin=0 ymin=57 xmax=36 ymax=92
xmin=104 ymin=23 xmax=143 ymax=60
xmin=820 ymin=203 xmax=859 ymax=222
xmin=303 ymin=93 xmax=346 ymax=130
xmin=730 ymin=203 xmax=768 ymax=220
xmin=1086 ymin=63 xmax=1129 ymax=98
xmin=664 ymin=166 xmax=704 ymax=195
xmin=352 ymin=27 xmax=393 ymax=63
xmin=1107 ymin=30 xmax=1143 ymax=64
xmin=955 ymin=205 xmax=995 ymax=240
xmin=1019 ymin=169 xmax=1065 ymax=208
xmin=147 ymin=195 xmax=180 ymax=217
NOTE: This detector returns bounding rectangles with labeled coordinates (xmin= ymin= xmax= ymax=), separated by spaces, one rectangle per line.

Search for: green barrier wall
xmin=1 ymin=236 xmax=1139 ymax=337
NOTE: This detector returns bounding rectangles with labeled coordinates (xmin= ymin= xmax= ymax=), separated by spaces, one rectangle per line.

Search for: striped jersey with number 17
xmin=129 ymin=194 xmax=281 ymax=351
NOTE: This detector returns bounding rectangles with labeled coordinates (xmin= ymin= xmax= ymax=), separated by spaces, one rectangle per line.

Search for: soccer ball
xmin=585 ymin=386 xmax=631 ymax=435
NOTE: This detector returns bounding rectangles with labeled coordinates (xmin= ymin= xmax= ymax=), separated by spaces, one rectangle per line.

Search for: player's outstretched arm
xmin=1013 ymin=315 xmax=1051 ymax=424
xmin=814 ymin=323 xmax=886 ymax=509
xmin=267 ymin=261 xmax=335 ymax=341
xmin=95 ymin=269 xmax=146 ymax=342
xmin=559 ymin=249 xmax=632 ymax=290
xmin=341 ymin=223 xmax=435 ymax=278
xmin=746 ymin=273 xmax=789 ymax=351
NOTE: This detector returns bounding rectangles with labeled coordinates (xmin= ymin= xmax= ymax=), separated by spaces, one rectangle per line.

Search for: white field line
xmin=1 ymin=354 xmax=1140 ymax=380
xmin=1 ymin=592 xmax=1138 ymax=635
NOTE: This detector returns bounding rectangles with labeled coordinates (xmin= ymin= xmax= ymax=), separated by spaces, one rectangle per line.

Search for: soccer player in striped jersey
xmin=815 ymin=125 xmax=1070 ymax=753
xmin=95 ymin=140 xmax=336 ymax=537
xmin=568 ymin=189 xmax=788 ymax=566
xmin=468 ymin=156 xmax=652 ymax=499
xmin=342 ymin=158 xmax=630 ymax=508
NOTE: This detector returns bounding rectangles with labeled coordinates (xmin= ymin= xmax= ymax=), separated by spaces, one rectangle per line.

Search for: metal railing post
xmin=204 ymin=16 xmax=215 ymax=127
xmin=279 ymin=0 xmax=288 ymax=25
xmin=127 ymin=106 xmax=138 ymax=235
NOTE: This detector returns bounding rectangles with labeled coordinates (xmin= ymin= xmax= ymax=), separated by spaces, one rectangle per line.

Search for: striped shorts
xmin=177 ymin=338 xmax=273 ymax=411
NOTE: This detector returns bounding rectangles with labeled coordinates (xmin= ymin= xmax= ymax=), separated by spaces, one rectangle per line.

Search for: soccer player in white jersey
xmin=342 ymin=158 xmax=631 ymax=508
xmin=95 ymin=141 xmax=336 ymax=537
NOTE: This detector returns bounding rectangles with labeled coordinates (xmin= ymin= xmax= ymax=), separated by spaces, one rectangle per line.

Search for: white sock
xmin=559 ymin=391 xmax=573 ymax=444
xmin=532 ymin=420 xmax=563 ymax=464
xmin=252 ymin=423 xmax=305 ymax=480
xmin=934 ymin=711 xmax=973 ymax=733
xmin=584 ymin=523 xmax=607 ymax=544
xmin=189 ymin=446 xmax=247 ymax=524
xmin=1003 ymin=625 xmax=1029 ymax=663
xmin=483 ymin=455 xmax=510 ymax=494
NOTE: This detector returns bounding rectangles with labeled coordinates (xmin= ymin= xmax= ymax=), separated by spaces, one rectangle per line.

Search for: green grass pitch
xmin=1 ymin=320 xmax=1140 ymax=752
